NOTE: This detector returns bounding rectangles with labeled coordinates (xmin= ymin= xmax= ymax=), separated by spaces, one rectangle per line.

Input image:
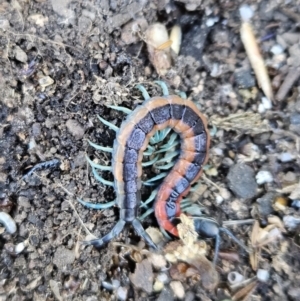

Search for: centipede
xmin=83 ymin=82 xmax=210 ymax=250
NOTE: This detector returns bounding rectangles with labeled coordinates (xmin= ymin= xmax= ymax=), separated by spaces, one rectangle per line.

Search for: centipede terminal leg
xmin=82 ymin=219 xmax=126 ymax=248
xmin=132 ymin=219 xmax=157 ymax=250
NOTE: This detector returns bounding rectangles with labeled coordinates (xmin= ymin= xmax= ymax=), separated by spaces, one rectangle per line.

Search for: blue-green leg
xmin=154 ymin=80 xmax=169 ymax=96
xmin=136 ymin=84 xmax=150 ymax=100
xmin=77 ymin=198 xmax=116 ymax=209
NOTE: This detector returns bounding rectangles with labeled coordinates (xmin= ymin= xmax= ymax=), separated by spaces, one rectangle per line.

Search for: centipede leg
xmin=97 ymin=115 xmax=119 ymax=132
xmin=77 ymin=198 xmax=116 ymax=209
xmin=140 ymin=189 xmax=158 ymax=209
xmin=143 ymin=172 xmax=168 ymax=186
xmin=92 ymin=168 xmax=114 ymax=186
xmin=86 ymin=155 xmax=112 ymax=171
xmin=108 ymin=105 xmax=132 ymax=114
xmin=213 ymin=233 xmax=221 ymax=266
xmin=176 ymin=91 xmax=187 ymax=99
xmin=136 ymin=84 xmax=150 ymax=100
xmin=82 ymin=219 xmax=126 ymax=248
xmin=132 ymin=219 xmax=157 ymax=249
xmin=141 ymin=156 xmax=159 ymax=167
xmin=88 ymin=140 xmax=113 ymax=153
xmin=154 ymin=80 xmax=169 ymax=96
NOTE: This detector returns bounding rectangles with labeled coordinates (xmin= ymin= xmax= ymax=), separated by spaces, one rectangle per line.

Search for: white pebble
xmin=157 ymin=273 xmax=169 ymax=284
xmin=261 ymin=97 xmax=272 ymax=109
xmin=0 ymin=212 xmax=17 ymax=234
xmin=28 ymin=137 xmax=37 ymax=150
xmin=112 ymin=279 xmax=120 ymax=289
xmin=227 ymin=271 xmax=244 ymax=285
xmin=38 ymin=76 xmax=54 ymax=88
xmin=170 ymin=281 xmax=185 ymax=299
xmin=239 ymin=5 xmax=254 ymax=21
xmin=216 ymin=194 xmax=224 ymax=205
xmin=279 ymin=152 xmax=294 ymax=162
xmin=258 ymin=103 xmax=266 ymax=114
xmin=116 ymin=286 xmax=128 ymax=301
xmin=213 ymin=147 xmax=224 ymax=156
xmin=270 ymin=44 xmax=284 ymax=55
xmin=257 ymin=269 xmax=269 ymax=282
xmin=206 ymin=16 xmax=219 ymax=27
xmin=153 ymin=280 xmax=164 ymax=292
xmin=15 ymin=242 xmax=26 ymax=254
xmin=283 ymin=216 xmax=300 ymax=230
xmin=256 ymin=170 xmax=273 ymax=185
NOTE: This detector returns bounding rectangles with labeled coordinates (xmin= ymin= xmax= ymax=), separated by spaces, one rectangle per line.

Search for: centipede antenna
xmin=82 ymin=219 xmax=126 ymax=248
xmin=213 ymin=233 xmax=221 ymax=266
xmin=176 ymin=91 xmax=187 ymax=99
xmin=108 ymin=105 xmax=132 ymax=115
xmin=220 ymin=227 xmax=250 ymax=253
xmin=136 ymin=84 xmax=150 ymax=100
xmin=154 ymin=80 xmax=169 ymax=96
xmin=155 ymin=162 xmax=175 ymax=170
xmin=141 ymin=156 xmax=159 ymax=167
xmin=92 ymin=168 xmax=114 ymax=187
xmin=132 ymin=219 xmax=157 ymax=250
xmin=97 ymin=115 xmax=119 ymax=132
xmin=86 ymin=155 xmax=112 ymax=171
xmin=88 ymin=140 xmax=113 ymax=153
xmin=77 ymin=198 xmax=116 ymax=209
xmin=143 ymin=172 xmax=168 ymax=185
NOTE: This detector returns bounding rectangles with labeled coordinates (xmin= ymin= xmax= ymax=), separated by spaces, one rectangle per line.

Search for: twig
xmin=276 ymin=67 xmax=300 ymax=102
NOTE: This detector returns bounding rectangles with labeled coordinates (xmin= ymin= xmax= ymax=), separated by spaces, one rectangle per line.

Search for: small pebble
xmin=279 ymin=152 xmax=294 ymax=162
xmin=14 ymin=46 xmax=28 ymax=63
xmin=257 ymin=269 xmax=269 ymax=282
xmin=153 ymin=280 xmax=164 ymax=292
xmin=15 ymin=242 xmax=26 ymax=254
xmin=0 ymin=212 xmax=17 ymax=234
xmin=282 ymin=171 xmax=297 ymax=183
xmin=258 ymin=97 xmax=272 ymax=113
xmin=227 ymin=271 xmax=244 ymax=285
xmin=239 ymin=4 xmax=254 ymax=21
xmin=270 ymin=44 xmax=284 ymax=55
xmin=66 ymin=119 xmax=85 ymax=140
xmin=256 ymin=193 xmax=275 ymax=216
xmin=283 ymin=216 xmax=300 ymax=230
xmin=149 ymin=253 xmax=167 ymax=270
xmin=291 ymin=200 xmax=300 ymax=209
xmin=227 ymin=163 xmax=258 ymax=198
xmin=256 ymin=170 xmax=273 ymax=185
xmin=112 ymin=279 xmax=120 ymax=289
xmin=170 ymin=281 xmax=185 ymax=299
xmin=157 ymin=273 xmax=169 ymax=284
xmin=38 ymin=76 xmax=54 ymax=87
xmin=116 ymin=286 xmax=128 ymax=301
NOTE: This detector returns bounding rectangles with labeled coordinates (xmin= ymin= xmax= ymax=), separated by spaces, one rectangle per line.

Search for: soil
xmin=1 ymin=0 xmax=300 ymax=300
